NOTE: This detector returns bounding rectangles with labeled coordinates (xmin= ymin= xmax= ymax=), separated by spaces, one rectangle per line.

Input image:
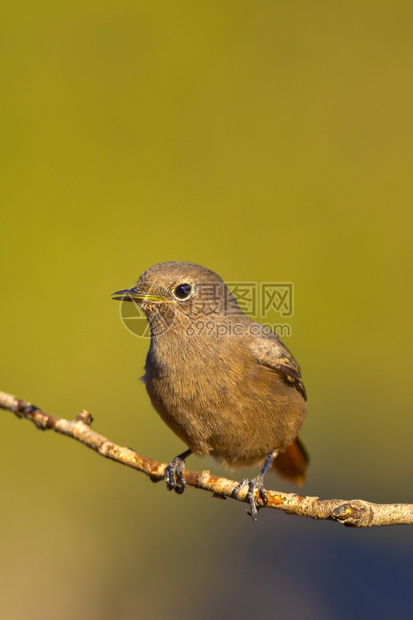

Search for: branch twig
xmin=1 ymin=390 xmax=412 ymax=527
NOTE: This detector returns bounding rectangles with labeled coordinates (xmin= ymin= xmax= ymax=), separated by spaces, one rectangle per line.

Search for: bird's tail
xmin=272 ymin=436 xmax=309 ymax=486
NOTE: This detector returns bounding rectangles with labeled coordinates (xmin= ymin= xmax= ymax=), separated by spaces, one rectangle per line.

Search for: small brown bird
xmin=112 ymin=261 xmax=308 ymax=519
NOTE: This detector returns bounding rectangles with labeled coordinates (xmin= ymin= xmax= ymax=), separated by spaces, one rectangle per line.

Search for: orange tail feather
xmin=272 ymin=437 xmax=309 ymax=486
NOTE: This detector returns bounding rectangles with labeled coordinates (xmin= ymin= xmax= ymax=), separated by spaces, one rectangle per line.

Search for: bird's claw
xmin=164 ymin=456 xmax=187 ymax=494
xmin=232 ymin=475 xmax=268 ymax=521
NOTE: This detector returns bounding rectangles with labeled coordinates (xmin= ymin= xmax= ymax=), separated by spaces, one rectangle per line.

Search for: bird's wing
xmin=248 ymin=331 xmax=307 ymax=400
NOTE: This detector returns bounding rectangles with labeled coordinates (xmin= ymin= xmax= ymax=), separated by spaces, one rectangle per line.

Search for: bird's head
xmin=111 ymin=261 xmax=242 ymax=336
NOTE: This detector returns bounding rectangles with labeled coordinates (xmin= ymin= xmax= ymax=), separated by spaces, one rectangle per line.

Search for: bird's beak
xmin=111 ymin=286 xmax=165 ymax=303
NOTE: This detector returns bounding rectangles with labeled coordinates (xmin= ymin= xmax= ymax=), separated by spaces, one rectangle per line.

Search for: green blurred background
xmin=1 ymin=1 xmax=413 ymax=618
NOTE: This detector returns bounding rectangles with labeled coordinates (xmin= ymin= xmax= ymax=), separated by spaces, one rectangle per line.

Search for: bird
xmin=112 ymin=261 xmax=308 ymax=519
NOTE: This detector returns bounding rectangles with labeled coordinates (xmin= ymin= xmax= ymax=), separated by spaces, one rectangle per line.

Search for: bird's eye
xmin=173 ymin=283 xmax=193 ymax=301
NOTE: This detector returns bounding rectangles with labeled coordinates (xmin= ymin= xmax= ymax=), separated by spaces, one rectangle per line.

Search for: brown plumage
xmin=112 ymin=261 xmax=308 ymax=519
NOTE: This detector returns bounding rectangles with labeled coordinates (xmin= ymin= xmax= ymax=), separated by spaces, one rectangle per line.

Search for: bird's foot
xmin=164 ymin=454 xmax=188 ymax=494
xmin=232 ymin=474 xmax=268 ymax=521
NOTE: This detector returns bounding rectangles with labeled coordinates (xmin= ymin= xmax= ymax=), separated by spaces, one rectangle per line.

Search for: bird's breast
xmin=143 ymin=333 xmax=306 ymax=465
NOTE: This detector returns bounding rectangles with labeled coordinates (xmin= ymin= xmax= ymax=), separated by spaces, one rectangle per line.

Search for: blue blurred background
xmin=1 ymin=2 xmax=413 ymax=618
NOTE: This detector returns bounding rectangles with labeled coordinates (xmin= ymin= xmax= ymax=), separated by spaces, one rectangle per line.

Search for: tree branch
xmin=1 ymin=389 xmax=412 ymax=527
